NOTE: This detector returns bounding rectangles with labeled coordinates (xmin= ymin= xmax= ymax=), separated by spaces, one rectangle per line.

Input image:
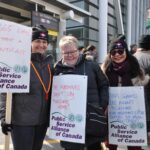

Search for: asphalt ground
xmin=0 ymin=127 xmax=150 ymax=150
xmin=0 ymin=127 xmax=62 ymax=150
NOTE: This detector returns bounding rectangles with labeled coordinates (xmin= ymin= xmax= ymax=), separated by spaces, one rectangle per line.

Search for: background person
xmin=54 ymin=35 xmax=109 ymax=150
xmin=130 ymin=44 xmax=137 ymax=54
xmin=134 ymin=34 xmax=150 ymax=145
xmin=83 ymin=45 xmax=97 ymax=61
xmin=0 ymin=25 xmax=54 ymax=150
xmin=78 ymin=46 xmax=85 ymax=54
xmin=101 ymin=35 xmax=149 ymax=150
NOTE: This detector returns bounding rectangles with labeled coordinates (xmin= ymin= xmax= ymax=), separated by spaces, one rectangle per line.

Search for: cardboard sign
xmin=109 ymin=86 xmax=147 ymax=146
xmin=0 ymin=19 xmax=32 ymax=92
xmin=49 ymin=75 xmax=87 ymax=143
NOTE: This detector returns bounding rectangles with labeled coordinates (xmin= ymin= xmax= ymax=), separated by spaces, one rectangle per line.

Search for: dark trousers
xmin=108 ymin=144 xmax=142 ymax=150
xmin=11 ymin=124 xmax=48 ymax=150
xmin=87 ymin=142 xmax=100 ymax=150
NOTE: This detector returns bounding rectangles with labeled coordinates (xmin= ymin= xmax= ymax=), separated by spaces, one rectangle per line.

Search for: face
xmin=61 ymin=44 xmax=79 ymax=66
xmin=110 ymin=49 xmax=127 ymax=63
xmin=32 ymin=39 xmax=48 ymax=54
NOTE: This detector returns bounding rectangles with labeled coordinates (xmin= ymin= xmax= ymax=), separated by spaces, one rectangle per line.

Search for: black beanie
xmin=109 ymin=35 xmax=128 ymax=52
xmin=138 ymin=34 xmax=150 ymax=50
xmin=32 ymin=25 xmax=49 ymax=42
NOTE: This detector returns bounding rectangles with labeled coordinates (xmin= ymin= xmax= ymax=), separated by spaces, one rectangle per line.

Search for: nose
xmin=39 ymin=41 xmax=44 ymax=46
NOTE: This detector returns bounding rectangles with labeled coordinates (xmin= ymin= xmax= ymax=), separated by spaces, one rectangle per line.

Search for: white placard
xmin=49 ymin=75 xmax=87 ymax=143
xmin=0 ymin=19 xmax=32 ymax=92
xmin=109 ymin=86 xmax=147 ymax=146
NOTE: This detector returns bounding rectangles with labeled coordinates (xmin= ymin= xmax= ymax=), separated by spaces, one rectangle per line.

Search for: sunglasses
xmin=110 ymin=49 xmax=125 ymax=56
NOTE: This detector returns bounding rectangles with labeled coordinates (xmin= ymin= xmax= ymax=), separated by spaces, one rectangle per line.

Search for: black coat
xmin=54 ymin=55 xmax=109 ymax=148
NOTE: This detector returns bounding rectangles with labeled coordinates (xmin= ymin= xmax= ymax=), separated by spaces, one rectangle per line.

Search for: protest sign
xmin=109 ymin=86 xmax=147 ymax=146
xmin=49 ymin=75 xmax=87 ymax=143
xmin=0 ymin=19 xmax=32 ymax=150
xmin=0 ymin=19 xmax=32 ymax=92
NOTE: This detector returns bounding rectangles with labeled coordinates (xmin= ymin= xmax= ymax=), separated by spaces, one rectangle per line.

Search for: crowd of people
xmin=0 ymin=24 xmax=150 ymax=150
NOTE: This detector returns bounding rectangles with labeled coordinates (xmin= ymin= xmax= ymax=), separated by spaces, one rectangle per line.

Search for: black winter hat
xmin=109 ymin=35 xmax=128 ymax=52
xmin=32 ymin=25 xmax=49 ymax=42
xmin=138 ymin=34 xmax=150 ymax=50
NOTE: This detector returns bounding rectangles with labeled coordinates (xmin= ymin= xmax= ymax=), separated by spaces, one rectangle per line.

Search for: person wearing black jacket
xmin=54 ymin=35 xmax=109 ymax=150
xmin=0 ymin=25 xmax=53 ymax=150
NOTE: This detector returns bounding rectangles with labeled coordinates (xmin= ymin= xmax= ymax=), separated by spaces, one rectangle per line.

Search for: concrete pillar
xmin=127 ymin=0 xmax=132 ymax=47
xmin=136 ymin=0 xmax=140 ymax=43
xmin=56 ymin=10 xmax=74 ymax=61
xmin=56 ymin=18 xmax=66 ymax=60
xmin=98 ymin=0 xmax=108 ymax=63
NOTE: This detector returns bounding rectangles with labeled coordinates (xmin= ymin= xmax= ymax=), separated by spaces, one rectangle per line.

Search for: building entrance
xmin=47 ymin=36 xmax=57 ymax=62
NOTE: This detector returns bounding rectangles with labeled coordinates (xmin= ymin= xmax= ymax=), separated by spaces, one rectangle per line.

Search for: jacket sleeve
xmin=0 ymin=94 xmax=7 ymax=121
xmin=94 ymin=63 xmax=109 ymax=110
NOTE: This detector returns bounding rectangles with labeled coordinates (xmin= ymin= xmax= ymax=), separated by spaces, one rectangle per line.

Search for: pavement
xmin=0 ymin=127 xmax=62 ymax=150
xmin=0 ymin=127 xmax=150 ymax=150
xmin=117 ymin=145 xmax=150 ymax=150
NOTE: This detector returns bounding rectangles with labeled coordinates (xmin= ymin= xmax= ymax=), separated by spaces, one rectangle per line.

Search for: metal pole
xmin=136 ymin=0 xmax=140 ymax=43
xmin=113 ymin=0 xmax=124 ymax=35
xmin=56 ymin=17 xmax=66 ymax=61
xmin=35 ymin=3 xmax=38 ymax=12
xmin=127 ymin=0 xmax=132 ymax=47
xmin=98 ymin=0 xmax=108 ymax=63
xmin=4 ymin=93 xmax=12 ymax=150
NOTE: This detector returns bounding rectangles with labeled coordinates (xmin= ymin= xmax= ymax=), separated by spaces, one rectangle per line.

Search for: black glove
xmin=1 ymin=119 xmax=12 ymax=135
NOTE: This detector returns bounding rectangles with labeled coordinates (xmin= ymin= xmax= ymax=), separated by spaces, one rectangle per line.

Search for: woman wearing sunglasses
xmin=101 ymin=35 xmax=150 ymax=150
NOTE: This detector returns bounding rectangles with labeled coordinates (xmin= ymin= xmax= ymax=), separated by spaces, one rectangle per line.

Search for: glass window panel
xmin=66 ymin=28 xmax=83 ymax=39
xmin=89 ymin=0 xmax=98 ymax=5
xmin=89 ymin=29 xmax=98 ymax=41
xmin=89 ymin=5 xmax=98 ymax=17
xmin=89 ymin=18 xmax=98 ymax=29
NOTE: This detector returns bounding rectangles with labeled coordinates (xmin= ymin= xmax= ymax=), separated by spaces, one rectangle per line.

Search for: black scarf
xmin=106 ymin=60 xmax=133 ymax=86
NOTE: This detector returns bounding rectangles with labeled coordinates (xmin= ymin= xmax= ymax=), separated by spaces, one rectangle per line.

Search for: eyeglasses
xmin=110 ymin=49 xmax=125 ymax=56
xmin=62 ymin=50 xmax=78 ymax=56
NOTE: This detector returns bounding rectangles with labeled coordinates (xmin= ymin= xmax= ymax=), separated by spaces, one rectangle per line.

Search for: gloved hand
xmin=1 ymin=119 xmax=12 ymax=135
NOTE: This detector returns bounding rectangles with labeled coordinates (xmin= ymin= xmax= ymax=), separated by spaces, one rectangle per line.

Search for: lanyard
xmin=31 ymin=61 xmax=52 ymax=100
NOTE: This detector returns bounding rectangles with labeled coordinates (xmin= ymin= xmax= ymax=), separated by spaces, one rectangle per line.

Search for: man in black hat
xmin=134 ymin=34 xmax=150 ymax=145
xmin=0 ymin=25 xmax=54 ymax=150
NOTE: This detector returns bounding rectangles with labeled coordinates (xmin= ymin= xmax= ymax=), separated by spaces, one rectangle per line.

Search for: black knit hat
xmin=32 ymin=25 xmax=49 ymax=42
xmin=109 ymin=35 xmax=128 ymax=52
xmin=138 ymin=34 xmax=150 ymax=50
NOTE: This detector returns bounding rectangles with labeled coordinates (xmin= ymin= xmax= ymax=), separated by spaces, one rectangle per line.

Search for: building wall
xmin=65 ymin=0 xmax=150 ymax=49
xmin=130 ymin=0 xmax=150 ymax=45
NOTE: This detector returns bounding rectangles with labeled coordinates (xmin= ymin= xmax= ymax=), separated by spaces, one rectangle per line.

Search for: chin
xmin=67 ymin=61 xmax=76 ymax=66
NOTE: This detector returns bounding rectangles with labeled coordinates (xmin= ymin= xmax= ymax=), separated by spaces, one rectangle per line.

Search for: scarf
xmin=106 ymin=60 xmax=133 ymax=86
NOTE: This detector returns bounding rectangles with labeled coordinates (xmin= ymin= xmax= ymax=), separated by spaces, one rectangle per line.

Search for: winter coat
xmin=134 ymin=51 xmax=150 ymax=122
xmin=54 ymin=55 xmax=109 ymax=148
xmin=0 ymin=53 xmax=53 ymax=126
xmin=101 ymin=58 xmax=150 ymax=123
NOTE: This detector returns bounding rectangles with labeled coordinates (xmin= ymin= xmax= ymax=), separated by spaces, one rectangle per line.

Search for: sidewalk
xmin=117 ymin=145 xmax=150 ymax=150
xmin=101 ymin=143 xmax=150 ymax=150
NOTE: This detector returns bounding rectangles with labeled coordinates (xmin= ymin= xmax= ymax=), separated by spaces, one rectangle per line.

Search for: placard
xmin=109 ymin=86 xmax=147 ymax=146
xmin=0 ymin=19 xmax=31 ymax=92
xmin=49 ymin=75 xmax=87 ymax=143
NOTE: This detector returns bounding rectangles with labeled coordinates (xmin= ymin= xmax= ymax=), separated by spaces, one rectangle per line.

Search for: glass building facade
xmin=65 ymin=0 xmax=150 ymax=49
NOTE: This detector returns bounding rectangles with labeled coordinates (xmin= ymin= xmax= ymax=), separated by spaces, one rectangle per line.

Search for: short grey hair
xmin=59 ymin=35 xmax=78 ymax=49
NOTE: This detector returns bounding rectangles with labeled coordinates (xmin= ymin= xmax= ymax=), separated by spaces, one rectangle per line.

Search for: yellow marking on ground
xmin=43 ymin=139 xmax=60 ymax=144
xmin=0 ymin=144 xmax=13 ymax=150
xmin=0 ymin=139 xmax=60 ymax=149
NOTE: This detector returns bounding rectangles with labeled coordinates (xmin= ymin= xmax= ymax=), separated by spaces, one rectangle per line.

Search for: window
xmin=66 ymin=28 xmax=83 ymax=39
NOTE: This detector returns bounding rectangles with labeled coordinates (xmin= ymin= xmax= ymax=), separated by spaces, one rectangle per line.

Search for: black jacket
xmin=54 ymin=55 xmax=109 ymax=148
